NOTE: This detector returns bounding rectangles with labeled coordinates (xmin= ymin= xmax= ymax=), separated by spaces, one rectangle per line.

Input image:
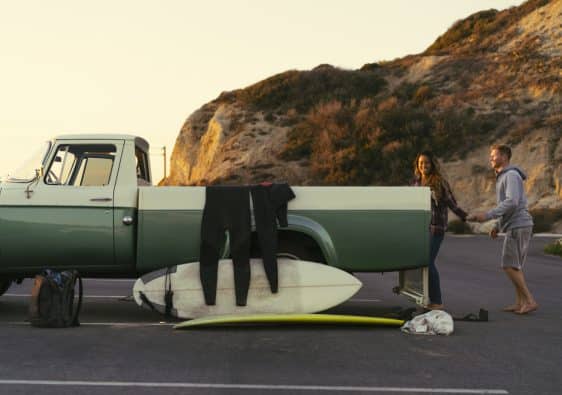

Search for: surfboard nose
xmin=293 ymin=261 xmax=362 ymax=312
xmin=132 ymin=277 xmax=147 ymax=307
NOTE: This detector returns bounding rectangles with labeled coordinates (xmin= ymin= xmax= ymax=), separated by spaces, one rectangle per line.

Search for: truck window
xmin=75 ymin=156 xmax=114 ymax=186
xmin=45 ymin=146 xmax=76 ymax=185
xmin=45 ymin=144 xmax=116 ymax=186
xmin=135 ymin=146 xmax=150 ymax=185
xmin=4 ymin=141 xmax=52 ymax=183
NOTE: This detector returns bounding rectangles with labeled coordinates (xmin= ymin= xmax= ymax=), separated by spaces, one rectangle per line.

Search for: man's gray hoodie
xmin=485 ymin=165 xmax=533 ymax=232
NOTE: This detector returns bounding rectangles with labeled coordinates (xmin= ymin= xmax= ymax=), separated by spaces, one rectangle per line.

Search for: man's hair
xmin=491 ymin=144 xmax=512 ymax=160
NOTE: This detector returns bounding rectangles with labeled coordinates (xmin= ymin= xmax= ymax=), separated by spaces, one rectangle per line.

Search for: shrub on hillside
xmin=236 ymin=67 xmax=386 ymax=113
xmin=393 ymin=82 xmax=420 ymax=102
xmin=530 ymin=208 xmax=562 ymax=233
xmin=359 ymin=63 xmax=381 ymax=72
xmin=414 ymin=85 xmax=433 ymax=104
xmin=448 ymin=219 xmax=473 ymax=234
xmin=471 ymin=164 xmax=489 ymax=175
xmin=425 ymin=0 xmax=549 ymax=55
xmin=278 ymin=98 xmax=505 ymax=185
xmin=426 ymin=9 xmax=499 ymax=54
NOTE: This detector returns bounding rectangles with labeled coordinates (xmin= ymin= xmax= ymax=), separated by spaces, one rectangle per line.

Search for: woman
xmin=413 ymin=151 xmax=468 ymax=310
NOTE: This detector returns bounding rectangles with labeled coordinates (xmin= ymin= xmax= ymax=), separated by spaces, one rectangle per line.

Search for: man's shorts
xmin=501 ymin=227 xmax=533 ymax=269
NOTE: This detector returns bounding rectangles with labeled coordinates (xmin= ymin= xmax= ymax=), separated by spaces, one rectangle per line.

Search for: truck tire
xmin=249 ymin=231 xmax=326 ymax=263
xmin=276 ymin=232 xmax=326 ymax=263
xmin=0 ymin=278 xmax=12 ymax=296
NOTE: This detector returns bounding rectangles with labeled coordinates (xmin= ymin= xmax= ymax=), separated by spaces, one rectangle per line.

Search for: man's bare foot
xmin=427 ymin=303 xmax=444 ymax=310
xmin=515 ymin=303 xmax=538 ymax=315
xmin=502 ymin=304 xmax=521 ymax=312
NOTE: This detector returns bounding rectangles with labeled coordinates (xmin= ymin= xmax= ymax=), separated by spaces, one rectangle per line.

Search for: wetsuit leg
xmin=199 ymin=187 xmax=227 ymax=306
xmin=225 ymin=187 xmax=251 ymax=306
xmin=251 ymin=185 xmax=279 ymax=293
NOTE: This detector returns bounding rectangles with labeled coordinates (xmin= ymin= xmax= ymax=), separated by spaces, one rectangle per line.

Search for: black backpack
xmin=29 ymin=270 xmax=83 ymax=328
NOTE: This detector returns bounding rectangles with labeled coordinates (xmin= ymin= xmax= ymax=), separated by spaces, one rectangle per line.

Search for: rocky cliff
xmin=163 ymin=0 xmax=562 ymax=231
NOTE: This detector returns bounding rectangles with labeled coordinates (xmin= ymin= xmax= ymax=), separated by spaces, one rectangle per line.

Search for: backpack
xmin=29 ymin=270 xmax=83 ymax=328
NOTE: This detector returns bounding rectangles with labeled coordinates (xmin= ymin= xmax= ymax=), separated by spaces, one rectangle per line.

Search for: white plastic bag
xmin=401 ymin=310 xmax=454 ymax=335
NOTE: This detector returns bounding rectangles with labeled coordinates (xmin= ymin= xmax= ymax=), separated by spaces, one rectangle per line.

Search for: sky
xmin=0 ymin=0 xmax=524 ymax=182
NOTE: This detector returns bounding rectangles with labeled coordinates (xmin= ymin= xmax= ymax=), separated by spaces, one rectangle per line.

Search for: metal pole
xmin=162 ymin=146 xmax=167 ymax=178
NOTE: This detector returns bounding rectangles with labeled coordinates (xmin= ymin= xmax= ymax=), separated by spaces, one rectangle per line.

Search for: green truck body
xmin=0 ymin=134 xmax=431 ymax=302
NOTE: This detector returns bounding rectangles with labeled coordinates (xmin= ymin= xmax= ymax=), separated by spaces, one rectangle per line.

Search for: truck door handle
xmin=122 ymin=216 xmax=134 ymax=225
xmin=90 ymin=197 xmax=112 ymax=202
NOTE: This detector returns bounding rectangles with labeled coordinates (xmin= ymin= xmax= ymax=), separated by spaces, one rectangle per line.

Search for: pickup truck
xmin=0 ymin=134 xmax=430 ymax=304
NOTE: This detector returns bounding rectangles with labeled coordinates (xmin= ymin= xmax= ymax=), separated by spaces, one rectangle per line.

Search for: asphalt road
xmin=0 ymin=235 xmax=560 ymax=395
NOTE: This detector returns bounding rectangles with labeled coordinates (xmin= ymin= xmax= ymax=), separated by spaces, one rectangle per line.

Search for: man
xmin=468 ymin=144 xmax=537 ymax=315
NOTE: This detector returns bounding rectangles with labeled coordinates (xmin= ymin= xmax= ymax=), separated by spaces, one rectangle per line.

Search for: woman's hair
xmin=413 ymin=151 xmax=448 ymax=200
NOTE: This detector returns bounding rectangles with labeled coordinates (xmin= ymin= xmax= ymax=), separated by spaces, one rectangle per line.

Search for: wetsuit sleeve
xmin=271 ymin=184 xmax=296 ymax=227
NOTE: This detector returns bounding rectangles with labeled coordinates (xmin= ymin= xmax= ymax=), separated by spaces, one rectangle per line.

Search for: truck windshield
xmin=4 ymin=141 xmax=52 ymax=183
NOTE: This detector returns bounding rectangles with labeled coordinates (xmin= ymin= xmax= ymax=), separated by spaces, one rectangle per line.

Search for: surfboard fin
xmin=164 ymin=268 xmax=174 ymax=318
xmin=139 ymin=291 xmax=156 ymax=311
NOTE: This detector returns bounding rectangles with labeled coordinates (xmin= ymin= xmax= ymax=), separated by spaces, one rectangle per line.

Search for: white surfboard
xmin=133 ymin=259 xmax=362 ymax=319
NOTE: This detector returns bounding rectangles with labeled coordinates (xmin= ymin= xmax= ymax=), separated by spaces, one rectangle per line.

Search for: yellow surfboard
xmin=174 ymin=314 xmax=404 ymax=329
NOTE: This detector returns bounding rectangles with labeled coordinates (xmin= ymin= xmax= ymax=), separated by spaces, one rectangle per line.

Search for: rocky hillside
xmin=163 ymin=0 xmax=562 ymax=231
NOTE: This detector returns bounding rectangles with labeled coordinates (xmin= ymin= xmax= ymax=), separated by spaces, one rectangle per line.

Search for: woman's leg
xmin=428 ymin=233 xmax=445 ymax=306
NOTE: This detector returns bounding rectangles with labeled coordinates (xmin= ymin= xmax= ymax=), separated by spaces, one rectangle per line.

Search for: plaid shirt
xmin=414 ymin=178 xmax=468 ymax=235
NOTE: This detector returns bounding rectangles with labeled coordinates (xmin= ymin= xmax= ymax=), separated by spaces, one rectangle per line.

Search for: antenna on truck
xmin=149 ymin=146 xmax=167 ymax=184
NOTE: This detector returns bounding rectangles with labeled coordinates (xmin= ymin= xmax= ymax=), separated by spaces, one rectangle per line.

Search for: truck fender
xmin=278 ymin=214 xmax=338 ymax=267
xmin=221 ymin=215 xmax=338 ymax=266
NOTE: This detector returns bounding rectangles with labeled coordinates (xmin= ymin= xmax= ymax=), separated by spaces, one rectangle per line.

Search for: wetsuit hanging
xmin=199 ymin=186 xmax=251 ymax=306
xmin=250 ymin=182 xmax=295 ymax=293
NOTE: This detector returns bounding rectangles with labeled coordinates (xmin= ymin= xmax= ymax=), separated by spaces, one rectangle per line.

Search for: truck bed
xmin=137 ymin=186 xmax=430 ymax=273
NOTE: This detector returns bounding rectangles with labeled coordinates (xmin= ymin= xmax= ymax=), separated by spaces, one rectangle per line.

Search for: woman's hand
xmin=467 ymin=212 xmax=488 ymax=222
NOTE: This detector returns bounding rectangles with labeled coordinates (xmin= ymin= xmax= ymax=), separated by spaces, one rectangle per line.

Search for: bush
xmin=530 ymin=208 xmax=562 ymax=233
xmin=359 ymin=63 xmax=381 ymax=72
xmin=278 ymin=97 xmax=505 ymax=185
xmin=264 ymin=112 xmax=276 ymax=123
xmin=426 ymin=9 xmax=499 ymax=54
xmin=414 ymin=85 xmax=433 ymax=104
xmin=425 ymin=0 xmax=549 ymax=55
xmin=472 ymin=164 xmax=489 ymax=175
xmin=448 ymin=219 xmax=473 ymax=234
xmin=393 ymin=82 xmax=419 ymax=102
xmin=236 ymin=67 xmax=386 ymax=113
xmin=544 ymin=239 xmax=562 ymax=257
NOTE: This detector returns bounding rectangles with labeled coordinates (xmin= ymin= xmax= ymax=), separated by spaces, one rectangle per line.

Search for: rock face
xmin=166 ymin=103 xmax=311 ymax=186
xmin=163 ymin=0 xmax=561 ymax=229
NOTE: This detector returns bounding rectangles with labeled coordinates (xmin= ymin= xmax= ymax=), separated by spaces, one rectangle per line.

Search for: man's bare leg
xmin=502 ymin=269 xmax=523 ymax=311
xmin=504 ymin=267 xmax=538 ymax=314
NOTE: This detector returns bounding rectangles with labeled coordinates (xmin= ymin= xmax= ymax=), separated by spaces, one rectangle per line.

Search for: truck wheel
xmin=0 ymin=279 xmax=12 ymax=296
xmin=250 ymin=231 xmax=326 ymax=263
xmin=276 ymin=233 xmax=326 ymax=263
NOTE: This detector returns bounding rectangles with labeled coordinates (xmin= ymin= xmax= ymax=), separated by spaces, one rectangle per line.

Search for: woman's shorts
xmin=501 ymin=227 xmax=533 ymax=269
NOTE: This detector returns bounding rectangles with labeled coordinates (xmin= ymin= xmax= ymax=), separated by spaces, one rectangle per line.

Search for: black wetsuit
xmin=199 ymin=186 xmax=251 ymax=306
xmin=250 ymin=183 xmax=295 ymax=293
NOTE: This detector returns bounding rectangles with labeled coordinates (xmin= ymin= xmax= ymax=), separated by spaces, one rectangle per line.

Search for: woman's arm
xmin=443 ymin=182 xmax=468 ymax=221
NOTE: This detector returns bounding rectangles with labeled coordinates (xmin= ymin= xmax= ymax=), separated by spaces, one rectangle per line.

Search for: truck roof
xmin=54 ymin=134 xmax=149 ymax=151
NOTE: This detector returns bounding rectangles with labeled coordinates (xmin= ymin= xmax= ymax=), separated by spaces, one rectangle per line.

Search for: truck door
xmin=2 ymin=140 xmax=123 ymax=271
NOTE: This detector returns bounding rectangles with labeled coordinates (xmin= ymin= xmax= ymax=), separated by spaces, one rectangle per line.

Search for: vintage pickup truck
xmin=0 ymin=134 xmax=430 ymax=304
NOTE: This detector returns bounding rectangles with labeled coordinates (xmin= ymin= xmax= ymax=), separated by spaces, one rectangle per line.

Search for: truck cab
xmin=0 ymin=134 xmax=148 ymax=277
